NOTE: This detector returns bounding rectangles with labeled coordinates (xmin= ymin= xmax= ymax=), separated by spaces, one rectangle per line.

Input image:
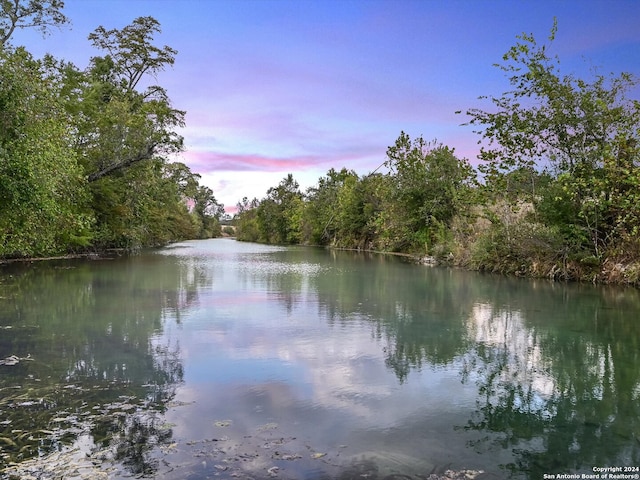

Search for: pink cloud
xmin=182 ymin=144 xmax=383 ymax=175
xmin=184 ymin=152 xmax=318 ymax=173
xmin=183 ymin=151 xmax=337 ymax=173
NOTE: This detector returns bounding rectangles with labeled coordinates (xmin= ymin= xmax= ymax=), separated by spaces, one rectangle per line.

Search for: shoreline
xmin=0 ymin=251 xmax=125 ymax=265
xmin=3 ymin=239 xmax=639 ymax=288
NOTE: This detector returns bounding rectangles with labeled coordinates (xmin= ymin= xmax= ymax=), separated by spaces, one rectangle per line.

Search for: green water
xmin=0 ymin=238 xmax=639 ymax=479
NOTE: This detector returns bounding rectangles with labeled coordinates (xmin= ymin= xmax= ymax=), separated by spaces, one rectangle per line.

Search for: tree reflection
xmin=0 ymin=253 xmax=206 ymax=475
xmin=298 ymin=250 xmax=640 ymax=478
xmin=462 ymin=284 xmax=640 ymax=479
xmin=311 ymin=252 xmax=476 ymax=381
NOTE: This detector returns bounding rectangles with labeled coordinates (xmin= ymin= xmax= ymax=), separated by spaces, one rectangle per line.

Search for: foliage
xmin=0 ymin=12 xmax=223 ymax=258
xmin=383 ymin=132 xmax=475 ymax=253
xmin=234 ymin=197 xmax=261 ymax=242
xmin=464 ymin=21 xmax=640 ymax=262
xmin=255 ymin=174 xmax=303 ymax=244
xmin=3 ymin=9 xmax=640 ymax=287
xmin=0 ymin=0 xmax=68 ymax=47
xmin=301 ymin=168 xmax=358 ymax=245
xmin=0 ymin=47 xmax=91 ymax=257
xmin=77 ymin=16 xmax=185 ymax=183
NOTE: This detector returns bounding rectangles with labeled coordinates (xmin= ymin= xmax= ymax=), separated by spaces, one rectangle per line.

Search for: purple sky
xmin=13 ymin=0 xmax=640 ymax=213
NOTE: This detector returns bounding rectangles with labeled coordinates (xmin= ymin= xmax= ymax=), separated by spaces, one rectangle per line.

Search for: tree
xmin=333 ymin=172 xmax=384 ymax=249
xmin=302 ymin=168 xmax=359 ymax=245
xmin=192 ymin=185 xmax=224 ymax=238
xmin=88 ymin=16 xmax=176 ymax=92
xmin=0 ymin=47 xmax=91 ymax=256
xmin=383 ymin=132 xmax=475 ymax=252
xmin=234 ymin=197 xmax=261 ymax=242
xmin=0 ymin=0 xmax=68 ymax=47
xmin=56 ymin=17 xmax=192 ymax=249
xmin=463 ymin=22 xmax=640 ymax=258
xmin=76 ymin=16 xmax=184 ymax=183
xmin=256 ymin=174 xmax=303 ymax=244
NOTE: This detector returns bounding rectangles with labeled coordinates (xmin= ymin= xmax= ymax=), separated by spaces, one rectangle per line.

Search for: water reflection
xmin=1 ymin=240 xmax=639 ymax=479
xmin=461 ymin=286 xmax=640 ymax=478
xmin=0 ymin=254 xmax=200 ymax=475
xmin=263 ymin=248 xmax=640 ymax=478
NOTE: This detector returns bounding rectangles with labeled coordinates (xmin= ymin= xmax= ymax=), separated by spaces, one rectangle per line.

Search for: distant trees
xmin=0 ymin=9 xmax=224 ymax=257
xmin=3 ymin=4 xmax=640 ymax=286
xmin=234 ymin=134 xmax=473 ymax=255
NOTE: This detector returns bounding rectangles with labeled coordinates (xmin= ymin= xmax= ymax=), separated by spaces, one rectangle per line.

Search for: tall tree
xmin=59 ymin=16 xmax=191 ymax=249
xmin=463 ymin=22 xmax=640 ymax=258
xmin=77 ymin=16 xmax=184 ymax=183
xmin=383 ymin=132 xmax=475 ymax=252
xmin=192 ymin=185 xmax=224 ymax=238
xmin=303 ymin=168 xmax=359 ymax=245
xmin=255 ymin=174 xmax=303 ymax=244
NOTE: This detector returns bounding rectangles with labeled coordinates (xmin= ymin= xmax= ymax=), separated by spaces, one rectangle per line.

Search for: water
xmin=0 ymin=238 xmax=639 ymax=479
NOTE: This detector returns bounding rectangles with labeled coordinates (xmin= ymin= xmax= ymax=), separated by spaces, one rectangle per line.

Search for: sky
xmin=11 ymin=0 xmax=640 ymax=213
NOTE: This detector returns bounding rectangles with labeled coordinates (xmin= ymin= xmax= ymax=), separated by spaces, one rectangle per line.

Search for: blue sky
xmin=12 ymin=0 xmax=640 ymax=212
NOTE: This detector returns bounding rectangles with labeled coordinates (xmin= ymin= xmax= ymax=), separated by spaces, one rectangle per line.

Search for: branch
xmin=87 ymin=142 xmax=156 ymax=182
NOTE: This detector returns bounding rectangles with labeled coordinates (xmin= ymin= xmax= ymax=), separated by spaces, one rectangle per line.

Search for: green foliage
xmin=301 ymin=168 xmax=358 ymax=244
xmin=234 ymin=197 xmax=261 ymax=242
xmin=465 ymin=21 xmax=640 ymax=262
xmin=253 ymin=174 xmax=303 ymax=244
xmin=0 ymin=14 xmax=221 ymax=258
xmin=0 ymin=0 xmax=69 ymax=47
xmin=65 ymin=16 xmax=208 ymax=250
xmin=4 ymin=9 xmax=640 ymax=288
xmin=0 ymin=47 xmax=92 ymax=257
xmin=89 ymin=161 xmax=201 ymax=249
xmin=469 ymin=218 xmax=565 ymax=276
xmin=72 ymin=17 xmax=185 ymax=183
xmin=192 ymin=185 xmax=224 ymax=238
xmin=382 ymin=132 xmax=475 ymax=253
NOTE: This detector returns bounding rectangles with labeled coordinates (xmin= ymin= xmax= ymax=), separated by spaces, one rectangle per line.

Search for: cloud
xmin=183 ymin=151 xmax=331 ymax=174
xmin=182 ymin=143 xmax=383 ymax=175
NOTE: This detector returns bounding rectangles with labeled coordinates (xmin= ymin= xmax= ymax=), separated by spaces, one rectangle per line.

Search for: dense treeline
xmin=1 ymin=3 xmax=223 ymax=258
xmin=235 ymin=24 xmax=640 ymax=286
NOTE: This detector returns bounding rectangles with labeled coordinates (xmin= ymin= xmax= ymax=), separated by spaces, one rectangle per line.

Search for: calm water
xmin=1 ymin=238 xmax=639 ymax=479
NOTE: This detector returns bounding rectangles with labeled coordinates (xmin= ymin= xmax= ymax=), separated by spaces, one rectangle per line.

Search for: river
xmin=0 ymin=238 xmax=639 ymax=479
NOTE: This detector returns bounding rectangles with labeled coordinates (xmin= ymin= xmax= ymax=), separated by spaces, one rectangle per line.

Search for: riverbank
xmin=0 ymin=252 xmax=119 ymax=265
xmin=3 ymin=238 xmax=639 ymax=289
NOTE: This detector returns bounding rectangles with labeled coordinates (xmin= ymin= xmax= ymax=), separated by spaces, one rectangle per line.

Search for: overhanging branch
xmin=87 ymin=142 xmax=156 ymax=182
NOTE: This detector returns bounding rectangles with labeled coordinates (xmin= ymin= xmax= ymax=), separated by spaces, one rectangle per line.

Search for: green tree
xmin=79 ymin=16 xmax=184 ymax=183
xmin=464 ymin=22 xmax=640 ymax=260
xmin=383 ymin=131 xmax=475 ymax=253
xmin=0 ymin=0 xmax=68 ymax=47
xmin=256 ymin=174 xmax=303 ymax=244
xmin=302 ymin=168 xmax=359 ymax=245
xmin=333 ymin=172 xmax=384 ymax=249
xmin=58 ymin=16 xmax=193 ymax=249
xmin=234 ymin=197 xmax=261 ymax=242
xmin=0 ymin=47 xmax=91 ymax=257
xmin=192 ymin=185 xmax=224 ymax=238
